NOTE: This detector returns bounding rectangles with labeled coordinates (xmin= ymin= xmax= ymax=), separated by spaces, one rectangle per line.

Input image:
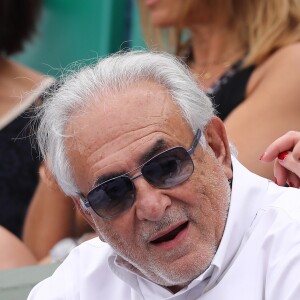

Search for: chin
xmin=150 ymin=14 xmax=177 ymax=28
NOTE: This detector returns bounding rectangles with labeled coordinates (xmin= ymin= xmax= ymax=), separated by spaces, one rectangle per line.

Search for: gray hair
xmin=37 ymin=50 xmax=216 ymax=196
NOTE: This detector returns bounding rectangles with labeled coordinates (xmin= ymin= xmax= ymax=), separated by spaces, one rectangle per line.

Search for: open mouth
xmin=150 ymin=221 xmax=189 ymax=244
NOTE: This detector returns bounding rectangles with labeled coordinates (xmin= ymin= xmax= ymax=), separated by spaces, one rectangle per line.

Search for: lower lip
xmin=151 ymin=222 xmax=189 ymax=251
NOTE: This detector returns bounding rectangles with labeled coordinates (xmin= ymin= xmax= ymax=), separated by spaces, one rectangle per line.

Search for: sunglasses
xmin=78 ymin=129 xmax=201 ymax=219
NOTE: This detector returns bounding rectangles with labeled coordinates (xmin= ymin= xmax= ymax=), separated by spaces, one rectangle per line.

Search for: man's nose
xmin=134 ymin=177 xmax=171 ymax=221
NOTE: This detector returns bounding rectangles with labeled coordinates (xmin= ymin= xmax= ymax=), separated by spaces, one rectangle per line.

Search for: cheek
xmin=91 ymin=213 xmax=136 ymax=249
xmin=196 ymin=160 xmax=231 ymax=236
xmin=94 ymin=220 xmax=147 ymax=263
xmin=187 ymin=156 xmax=231 ymax=217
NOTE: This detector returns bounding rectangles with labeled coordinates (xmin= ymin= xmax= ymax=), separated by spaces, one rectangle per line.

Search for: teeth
xmin=151 ymin=222 xmax=188 ymax=244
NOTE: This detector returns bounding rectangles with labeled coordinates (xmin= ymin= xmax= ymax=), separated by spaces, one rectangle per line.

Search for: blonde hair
xmin=138 ymin=0 xmax=300 ymax=67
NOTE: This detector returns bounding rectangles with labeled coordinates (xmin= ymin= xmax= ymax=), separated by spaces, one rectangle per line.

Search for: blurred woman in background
xmin=0 ymin=0 xmax=54 ymax=238
xmin=139 ymin=0 xmax=300 ymax=180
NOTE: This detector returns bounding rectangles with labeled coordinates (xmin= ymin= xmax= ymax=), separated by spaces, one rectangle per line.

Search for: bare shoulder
xmin=224 ymin=43 xmax=300 ymax=180
xmin=271 ymin=42 xmax=300 ymax=59
xmin=0 ymin=59 xmax=45 ymax=92
xmin=259 ymin=43 xmax=300 ymax=72
xmin=10 ymin=59 xmax=45 ymax=84
xmin=247 ymin=43 xmax=300 ymax=96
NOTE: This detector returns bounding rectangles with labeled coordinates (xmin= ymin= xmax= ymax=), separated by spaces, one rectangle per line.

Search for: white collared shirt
xmin=28 ymin=157 xmax=300 ymax=299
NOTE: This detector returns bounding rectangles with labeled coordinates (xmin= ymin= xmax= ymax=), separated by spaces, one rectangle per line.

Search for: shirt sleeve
xmin=27 ymin=275 xmax=66 ymax=300
xmin=264 ymin=217 xmax=300 ymax=300
xmin=27 ymin=247 xmax=80 ymax=300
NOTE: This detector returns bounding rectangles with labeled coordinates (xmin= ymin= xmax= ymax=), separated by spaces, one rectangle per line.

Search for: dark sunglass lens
xmin=88 ymin=176 xmax=135 ymax=218
xmin=142 ymin=147 xmax=194 ymax=188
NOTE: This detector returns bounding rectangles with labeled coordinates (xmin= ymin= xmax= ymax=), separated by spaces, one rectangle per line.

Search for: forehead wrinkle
xmin=105 ymin=94 xmax=169 ymax=134
xmin=87 ymin=127 xmax=169 ymax=183
xmin=98 ymin=82 xmax=171 ymax=119
xmin=87 ymin=125 xmax=161 ymax=165
xmin=85 ymin=88 xmax=173 ymax=166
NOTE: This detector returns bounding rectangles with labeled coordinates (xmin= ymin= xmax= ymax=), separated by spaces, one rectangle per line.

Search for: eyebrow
xmin=94 ymin=171 xmax=125 ymax=187
xmin=138 ymin=139 xmax=170 ymax=165
xmin=93 ymin=139 xmax=171 ymax=188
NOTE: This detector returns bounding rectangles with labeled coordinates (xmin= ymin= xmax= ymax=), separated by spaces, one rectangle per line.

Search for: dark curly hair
xmin=0 ymin=0 xmax=42 ymax=56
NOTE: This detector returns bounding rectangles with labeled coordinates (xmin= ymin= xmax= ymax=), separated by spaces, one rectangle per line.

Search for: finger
xmin=278 ymin=152 xmax=300 ymax=178
xmin=260 ymin=131 xmax=300 ymax=162
xmin=286 ymin=172 xmax=300 ymax=188
xmin=292 ymin=141 xmax=300 ymax=161
xmin=273 ymin=158 xmax=288 ymax=186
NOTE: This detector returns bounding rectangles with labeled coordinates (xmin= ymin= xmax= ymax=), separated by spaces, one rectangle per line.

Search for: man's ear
xmin=204 ymin=116 xmax=232 ymax=179
xmin=72 ymin=196 xmax=97 ymax=232
xmin=72 ymin=196 xmax=106 ymax=242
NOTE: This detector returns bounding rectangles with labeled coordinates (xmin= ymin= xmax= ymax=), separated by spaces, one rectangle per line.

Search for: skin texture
xmin=261 ymin=131 xmax=300 ymax=188
xmin=65 ymin=80 xmax=232 ymax=292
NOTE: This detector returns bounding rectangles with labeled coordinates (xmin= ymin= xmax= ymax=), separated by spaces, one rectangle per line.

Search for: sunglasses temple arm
xmin=187 ymin=129 xmax=201 ymax=155
xmin=76 ymin=192 xmax=91 ymax=208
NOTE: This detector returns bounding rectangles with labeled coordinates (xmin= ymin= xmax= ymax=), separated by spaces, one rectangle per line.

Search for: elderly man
xmin=28 ymin=51 xmax=300 ymax=299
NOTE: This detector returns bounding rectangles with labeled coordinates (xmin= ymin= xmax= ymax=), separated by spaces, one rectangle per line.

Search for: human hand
xmin=260 ymin=131 xmax=300 ymax=187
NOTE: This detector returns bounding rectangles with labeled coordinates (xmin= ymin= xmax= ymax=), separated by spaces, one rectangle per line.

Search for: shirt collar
xmin=109 ymin=254 xmax=213 ymax=299
xmin=203 ymin=156 xmax=269 ymax=291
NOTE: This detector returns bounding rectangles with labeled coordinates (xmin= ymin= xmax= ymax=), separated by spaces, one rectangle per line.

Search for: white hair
xmin=36 ymin=50 xmax=216 ymax=196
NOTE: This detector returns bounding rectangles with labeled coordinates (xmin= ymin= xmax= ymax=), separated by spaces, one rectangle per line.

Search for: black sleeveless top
xmin=206 ymin=61 xmax=255 ymax=120
xmin=0 ymin=108 xmax=40 ymax=238
xmin=182 ymin=47 xmax=255 ymax=121
xmin=0 ymin=78 xmax=55 ymax=238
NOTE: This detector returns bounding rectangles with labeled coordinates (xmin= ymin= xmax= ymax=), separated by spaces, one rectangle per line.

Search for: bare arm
xmin=224 ymin=44 xmax=300 ymax=181
xmin=0 ymin=226 xmax=36 ymax=270
xmin=23 ymin=165 xmax=77 ymax=260
xmin=23 ymin=164 xmax=94 ymax=260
